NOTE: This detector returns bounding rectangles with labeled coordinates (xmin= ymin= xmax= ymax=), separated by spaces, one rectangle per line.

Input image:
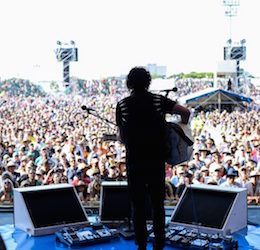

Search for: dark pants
xmin=127 ymin=161 xmax=165 ymax=249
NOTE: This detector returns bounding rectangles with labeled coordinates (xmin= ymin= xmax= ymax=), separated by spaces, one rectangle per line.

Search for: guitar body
xmin=165 ymin=122 xmax=194 ymax=166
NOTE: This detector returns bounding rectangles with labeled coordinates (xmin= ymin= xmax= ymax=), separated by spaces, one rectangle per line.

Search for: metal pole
xmin=218 ymin=92 xmax=221 ymax=112
xmin=236 ymin=60 xmax=240 ymax=92
xmin=63 ymin=60 xmax=70 ymax=85
xmin=229 ymin=14 xmax=232 ymax=41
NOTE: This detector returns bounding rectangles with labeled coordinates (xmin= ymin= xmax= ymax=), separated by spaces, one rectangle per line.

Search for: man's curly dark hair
xmin=126 ymin=67 xmax=151 ymax=91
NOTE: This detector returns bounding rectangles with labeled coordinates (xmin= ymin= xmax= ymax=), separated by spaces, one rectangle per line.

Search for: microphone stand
xmin=85 ymin=109 xmax=117 ymax=131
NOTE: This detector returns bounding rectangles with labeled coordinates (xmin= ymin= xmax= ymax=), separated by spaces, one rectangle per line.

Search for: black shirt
xmin=116 ymin=90 xmax=175 ymax=164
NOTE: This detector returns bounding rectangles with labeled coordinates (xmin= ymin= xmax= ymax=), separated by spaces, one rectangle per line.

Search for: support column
xmin=63 ymin=60 xmax=70 ymax=85
xmin=236 ymin=60 xmax=240 ymax=92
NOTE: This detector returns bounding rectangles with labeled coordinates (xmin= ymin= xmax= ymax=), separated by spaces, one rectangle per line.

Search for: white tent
xmin=149 ymin=78 xmax=176 ymax=92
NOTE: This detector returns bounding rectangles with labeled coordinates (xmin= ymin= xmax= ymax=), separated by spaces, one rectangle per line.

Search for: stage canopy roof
xmin=178 ymin=87 xmax=253 ymax=110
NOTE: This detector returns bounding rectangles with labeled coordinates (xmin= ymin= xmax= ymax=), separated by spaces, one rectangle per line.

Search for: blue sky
xmin=0 ymin=0 xmax=259 ymax=81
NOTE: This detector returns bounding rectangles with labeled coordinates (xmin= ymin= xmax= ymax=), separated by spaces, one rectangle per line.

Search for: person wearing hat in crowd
xmin=223 ymin=155 xmax=234 ymax=171
xmin=200 ymin=166 xmax=210 ymax=184
xmin=205 ymin=138 xmax=217 ymax=154
xmin=170 ymin=165 xmax=185 ymax=189
xmin=171 ymin=164 xmax=188 ymax=198
xmin=237 ymin=166 xmax=250 ymax=188
xmin=198 ymin=134 xmax=206 ymax=148
xmin=246 ymin=171 xmax=260 ymax=204
xmin=2 ymin=154 xmax=10 ymax=165
xmin=189 ymin=150 xmax=206 ymax=170
xmin=5 ymin=161 xmax=20 ymax=183
xmin=86 ymin=157 xmax=99 ymax=178
xmin=209 ymin=164 xmax=225 ymax=185
xmin=246 ymin=159 xmax=257 ymax=172
xmin=188 ymin=162 xmax=197 ymax=173
xmin=116 ymin=67 xmax=190 ymax=250
xmin=209 ymin=150 xmax=221 ymax=171
xmin=175 ymin=171 xmax=193 ymax=200
xmin=88 ymin=168 xmax=101 ymax=200
xmin=220 ymin=168 xmax=241 ymax=188
xmin=20 ymin=179 xmax=30 ymax=188
xmin=199 ymin=146 xmax=211 ymax=166
xmin=21 ymin=136 xmax=31 ymax=152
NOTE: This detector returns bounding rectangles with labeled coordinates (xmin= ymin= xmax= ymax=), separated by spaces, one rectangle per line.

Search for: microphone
xmin=81 ymin=105 xmax=95 ymax=112
xmin=161 ymin=87 xmax=178 ymax=97
xmin=164 ymin=87 xmax=178 ymax=92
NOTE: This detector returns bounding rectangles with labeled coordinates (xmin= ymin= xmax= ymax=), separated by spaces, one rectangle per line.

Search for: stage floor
xmin=1 ymin=224 xmax=260 ymax=250
xmin=1 ymin=207 xmax=260 ymax=249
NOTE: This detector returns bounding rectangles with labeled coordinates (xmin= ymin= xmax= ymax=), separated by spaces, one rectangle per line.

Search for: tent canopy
xmin=178 ymin=87 xmax=253 ymax=111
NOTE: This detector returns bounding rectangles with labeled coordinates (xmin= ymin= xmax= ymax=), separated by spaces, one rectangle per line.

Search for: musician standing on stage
xmin=116 ymin=67 xmax=190 ymax=250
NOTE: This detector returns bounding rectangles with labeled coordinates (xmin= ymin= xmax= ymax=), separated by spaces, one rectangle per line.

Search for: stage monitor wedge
xmin=100 ymin=181 xmax=152 ymax=225
xmin=169 ymin=184 xmax=247 ymax=235
xmin=14 ymin=184 xmax=89 ymax=236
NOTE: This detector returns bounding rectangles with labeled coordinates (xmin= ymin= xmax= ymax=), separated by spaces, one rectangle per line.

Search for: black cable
xmin=247 ymin=220 xmax=260 ymax=226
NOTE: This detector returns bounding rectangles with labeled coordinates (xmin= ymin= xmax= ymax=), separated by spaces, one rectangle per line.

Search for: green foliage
xmin=169 ymin=72 xmax=214 ymax=79
xmin=50 ymin=81 xmax=56 ymax=89
xmin=151 ymin=74 xmax=164 ymax=79
xmin=50 ymin=81 xmax=59 ymax=91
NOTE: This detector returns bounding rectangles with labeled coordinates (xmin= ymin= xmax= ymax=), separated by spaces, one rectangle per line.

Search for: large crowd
xmin=0 ymin=76 xmax=259 ymax=206
xmin=0 ymin=78 xmax=46 ymax=97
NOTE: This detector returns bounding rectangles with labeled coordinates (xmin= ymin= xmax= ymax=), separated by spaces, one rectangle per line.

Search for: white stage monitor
xmin=169 ymin=184 xmax=247 ymax=235
xmin=14 ymin=184 xmax=89 ymax=236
